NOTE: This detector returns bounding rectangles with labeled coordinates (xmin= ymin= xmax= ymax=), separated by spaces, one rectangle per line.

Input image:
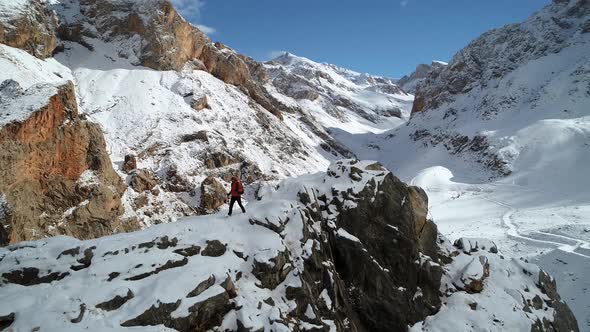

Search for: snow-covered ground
xmin=412 ymin=167 xmax=590 ymax=330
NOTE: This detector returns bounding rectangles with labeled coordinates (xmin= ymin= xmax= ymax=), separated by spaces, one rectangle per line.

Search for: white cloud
xmin=400 ymin=0 xmax=409 ymax=6
xmin=170 ymin=0 xmax=216 ymax=34
xmin=268 ymin=50 xmax=288 ymax=60
xmin=196 ymin=24 xmax=216 ymax=35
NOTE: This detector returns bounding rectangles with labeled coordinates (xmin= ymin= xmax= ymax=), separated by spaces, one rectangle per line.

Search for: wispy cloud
xmin=170 ymin=0 xmax=204 ymax=17
xmin=268 ymin=50 xmax=288 ymax=60
xmin=400 ymin=0 xmax=409 ymax=7
xmin=196 ymin=24 xmax=216 ymax=35
xmin=170 ymin=0 xmax=216 ymax=35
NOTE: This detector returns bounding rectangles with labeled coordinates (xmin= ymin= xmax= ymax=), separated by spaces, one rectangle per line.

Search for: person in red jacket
xmin=228 ymin=176 xmax=246 ymax=216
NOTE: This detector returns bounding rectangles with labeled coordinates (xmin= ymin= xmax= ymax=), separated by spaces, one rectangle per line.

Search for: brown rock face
xmin=0 ymin=81 xmax=138 ymax=244
xmin=130 ymin=170 xmax=158 ymax=193
xmin=122 ymin=154 xmax=137 ymax=173
xmin=407 ymin=186 xmax=439 ymax=260
xmin=0 ymin=0 xmax=57 ymax=59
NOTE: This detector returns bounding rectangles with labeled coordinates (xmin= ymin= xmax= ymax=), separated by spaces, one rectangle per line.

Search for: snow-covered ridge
xmin=0 ymin=0 xmax=343 ymax=231
xmin=0 ymin=160 xmax=578 ymax=331
xmin=0 ymin=0 xmax=414 ymax=236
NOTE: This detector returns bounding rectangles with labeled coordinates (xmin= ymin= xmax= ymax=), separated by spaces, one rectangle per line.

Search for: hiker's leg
xmin=229 ymin=197 xmax=236 ymax=215
xmin=237 ymin=197 xmax=245 ymax=213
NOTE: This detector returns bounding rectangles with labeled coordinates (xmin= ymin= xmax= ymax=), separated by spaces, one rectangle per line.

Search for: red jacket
xmin=230 ymin=180 xmax=244 ymax=198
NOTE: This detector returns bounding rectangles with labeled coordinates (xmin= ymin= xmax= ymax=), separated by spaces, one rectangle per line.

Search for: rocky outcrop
xmin=189 ymin=94 xmax=209 ymax=111
xmin=130 ymin=170 xmax=158 ymax=193
xmin=531 ymin=271 xmax=580 ymax=331
xmin=0 ymin=0 xmax=57 ymax=59
xmin=320 ymin=162 xmax=443 ymax=330
xmin=397 ymin=61 xmax=447 ymax=94
xmin=122 ymin=154 xmax=137 ymax=173
xmin=0 ymin=80 xmax=138 ymax=244
xmin=0 ymin=160 xmax=578 ymax=331
xmin=199 ymin=177 xmax=226 ymax=211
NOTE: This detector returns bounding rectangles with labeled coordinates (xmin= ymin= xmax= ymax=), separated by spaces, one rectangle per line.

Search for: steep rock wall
xmin=0 ymin=80 xmax=138 ymax=244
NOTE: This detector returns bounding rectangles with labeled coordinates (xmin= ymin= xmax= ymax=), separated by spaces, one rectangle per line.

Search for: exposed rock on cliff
xmin=0 ymin=80 xmax=138 ymax=244
xmin=0 ymin=0 xmax=57 ymax=59
xmin=199 ymin=176 xmax=227 ymax=211
xmin=397 ymin=61 xmax=447 ymax=94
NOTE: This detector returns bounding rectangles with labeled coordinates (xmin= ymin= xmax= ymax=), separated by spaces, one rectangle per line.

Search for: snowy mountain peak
xmin=268 ymin=51 xmax=398 ymax=88
xmin=265 ymin=51 xmax=412 ymax=134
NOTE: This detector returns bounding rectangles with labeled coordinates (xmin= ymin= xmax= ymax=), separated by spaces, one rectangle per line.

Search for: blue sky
xmin=173 ymin=0 xmax=550 ymax=78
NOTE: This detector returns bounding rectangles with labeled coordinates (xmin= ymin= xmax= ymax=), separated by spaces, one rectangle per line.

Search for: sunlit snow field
xmin=411 ymin=167 xmax=590 ymax=330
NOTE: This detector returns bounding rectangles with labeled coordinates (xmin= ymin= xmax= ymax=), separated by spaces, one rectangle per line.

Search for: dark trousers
xmin=228 ymin=196 xmax=245 ymax=215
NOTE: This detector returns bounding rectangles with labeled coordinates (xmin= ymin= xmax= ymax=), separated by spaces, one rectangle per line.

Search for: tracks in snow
xmin=479 ymin=195 xmax=590 ymax=259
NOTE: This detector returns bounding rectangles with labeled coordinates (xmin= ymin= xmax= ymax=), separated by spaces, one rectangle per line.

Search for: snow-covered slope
xmin=0 ymin=161 xmax=578 ymax=331
xmin=265 ymin=52 xmax=413 ymax=134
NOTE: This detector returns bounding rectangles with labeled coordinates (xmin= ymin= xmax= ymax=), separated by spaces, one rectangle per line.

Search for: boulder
xmin=122 ymin=154 xmax=137 ymax=173
xmin=96 ymin=289 xmax=134 ymax=311
xmin=164 ymin=166 xmax=192 ymax=193
xmin=190 ymin=94 xmax=209 ymax=111
xmin=201 ymin=240 xmax=226 ymax=257
xmin=130 ymin=170 xmax=158 ymax=193
xmin=200 ymin=177 xmax=226 ymax=211
xmin=454 ymin=237 xmax=498 ymax=254
xmin=452 ymin=256 xmax=490 ymax=294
